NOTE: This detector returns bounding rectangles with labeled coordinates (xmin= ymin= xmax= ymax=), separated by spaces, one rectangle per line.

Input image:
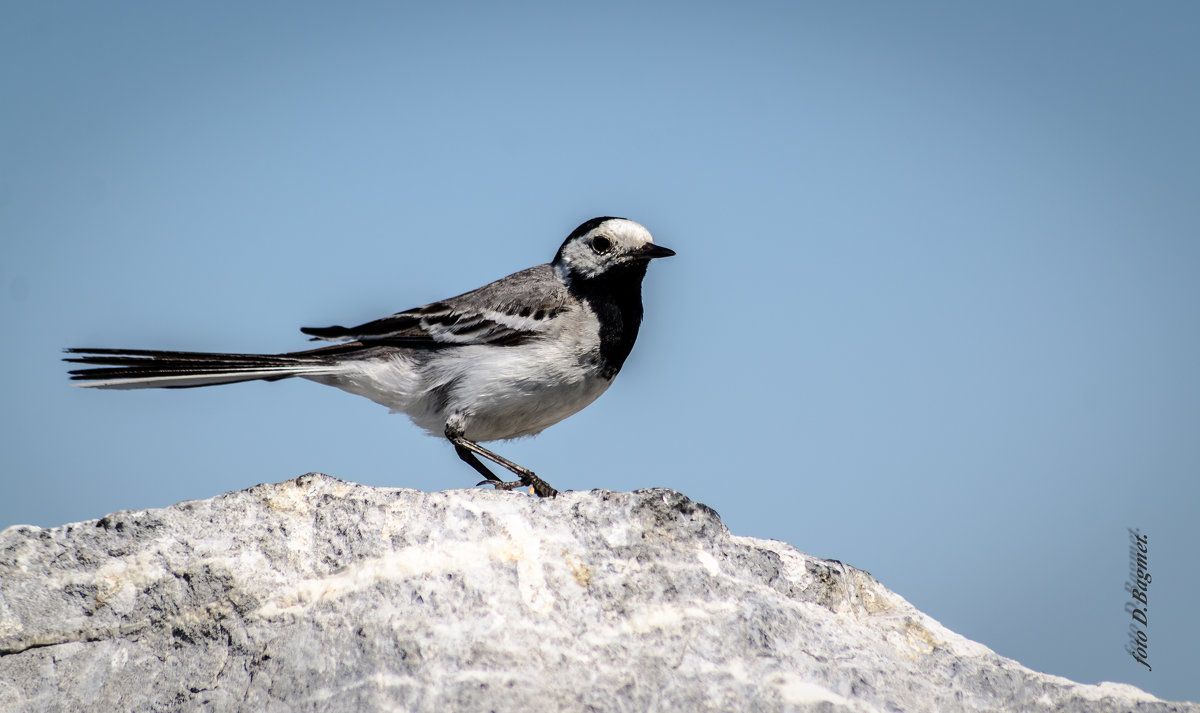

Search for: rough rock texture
xmin=0 ymin=474 xmax=1193 ymax=713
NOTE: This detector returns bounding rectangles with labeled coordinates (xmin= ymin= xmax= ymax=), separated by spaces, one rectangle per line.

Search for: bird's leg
xmin=444 ymin=424 xmax=559 ymax=497
xmin=452 ymin=443 xmax=504 ymax=484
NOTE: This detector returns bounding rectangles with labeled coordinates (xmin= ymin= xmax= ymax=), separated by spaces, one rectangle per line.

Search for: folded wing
xmin=301 ymin=264 xmax=569 ymax=348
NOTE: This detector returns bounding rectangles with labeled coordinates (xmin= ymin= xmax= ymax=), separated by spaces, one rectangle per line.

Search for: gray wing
xmin=300 ymin=264 xmax=570 ymax=348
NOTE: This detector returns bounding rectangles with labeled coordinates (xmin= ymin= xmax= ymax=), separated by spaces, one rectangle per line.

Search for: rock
xmin=0 ymin=473 xmax=1192 ymax=712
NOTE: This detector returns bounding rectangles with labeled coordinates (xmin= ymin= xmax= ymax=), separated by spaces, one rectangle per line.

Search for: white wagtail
xmin=66 ymin=217 xmax=675 ymax=497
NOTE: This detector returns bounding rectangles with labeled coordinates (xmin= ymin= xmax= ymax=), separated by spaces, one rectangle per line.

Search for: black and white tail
xmin=64 ymin=346 xmax=353 ymax=389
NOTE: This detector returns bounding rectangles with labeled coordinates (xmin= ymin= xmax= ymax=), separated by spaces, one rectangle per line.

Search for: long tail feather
xmin=64 ymin=347 xmax=346 ymax=389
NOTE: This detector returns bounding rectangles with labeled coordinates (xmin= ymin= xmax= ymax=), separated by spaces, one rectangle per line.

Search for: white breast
xmin=309 ymin=303 xmax=614 ymax=442
xmin=417 ymin=325 xmax=613 ymax=442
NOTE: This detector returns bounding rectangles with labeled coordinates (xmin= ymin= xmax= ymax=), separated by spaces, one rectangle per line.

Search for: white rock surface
xmin=0 ymin=473 xmax=1193 ymax=712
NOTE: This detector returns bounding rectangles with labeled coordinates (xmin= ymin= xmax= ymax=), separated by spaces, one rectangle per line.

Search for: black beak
xmin=634 ymin=243 xmax=676 ymax=260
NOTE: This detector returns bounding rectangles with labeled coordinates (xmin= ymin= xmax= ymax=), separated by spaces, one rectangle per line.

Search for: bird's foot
xmin=476 ymin=475 xmax=558 ymax=498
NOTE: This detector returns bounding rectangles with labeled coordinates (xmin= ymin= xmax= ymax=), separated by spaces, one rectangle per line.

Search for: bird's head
xmin=553 ymin=217 xmax=675 ymax=283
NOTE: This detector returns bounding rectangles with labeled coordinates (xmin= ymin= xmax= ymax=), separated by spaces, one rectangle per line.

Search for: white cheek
xmin=565 ymin=246 xmax=605 ymax=279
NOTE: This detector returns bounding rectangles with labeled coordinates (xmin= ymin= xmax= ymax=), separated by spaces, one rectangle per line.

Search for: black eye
xmin=591 ymin=236 xmax=613 ymax=254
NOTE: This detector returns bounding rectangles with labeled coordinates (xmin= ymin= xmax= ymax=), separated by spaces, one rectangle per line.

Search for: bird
xmin=65 ymin=217 xmax=675 ymax=497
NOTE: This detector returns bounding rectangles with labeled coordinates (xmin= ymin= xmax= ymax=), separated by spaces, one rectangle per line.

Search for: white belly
xmin=308 ymin=338 xmax=614 ymax=442
xmin=426 ymin=341 xmax=614 ymax=441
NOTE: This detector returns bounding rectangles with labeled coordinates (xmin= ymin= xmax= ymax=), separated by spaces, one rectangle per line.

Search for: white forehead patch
xmin=595 ymin=218 xmax=654 ymax=246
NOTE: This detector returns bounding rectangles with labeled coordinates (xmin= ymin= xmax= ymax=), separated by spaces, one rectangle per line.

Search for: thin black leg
xmin=444 ymin=424 xmax=559 ymax=497
xmin=453 ymin=443 xmax=503 ymax=483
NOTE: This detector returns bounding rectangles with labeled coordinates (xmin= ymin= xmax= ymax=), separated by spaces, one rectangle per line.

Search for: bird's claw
xmin=476 ymin=477 xmax=558 ymax=498
xmin=476 ymin=478 xmax=523 ymax=491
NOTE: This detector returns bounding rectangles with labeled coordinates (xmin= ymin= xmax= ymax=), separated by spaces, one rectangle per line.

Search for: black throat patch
xmin=566 ymin=261 xmax=650 ymax=380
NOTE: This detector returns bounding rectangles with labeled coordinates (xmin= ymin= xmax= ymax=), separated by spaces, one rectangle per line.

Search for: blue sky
xmin=3 ymin=1 xmax=1198 ymax=703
